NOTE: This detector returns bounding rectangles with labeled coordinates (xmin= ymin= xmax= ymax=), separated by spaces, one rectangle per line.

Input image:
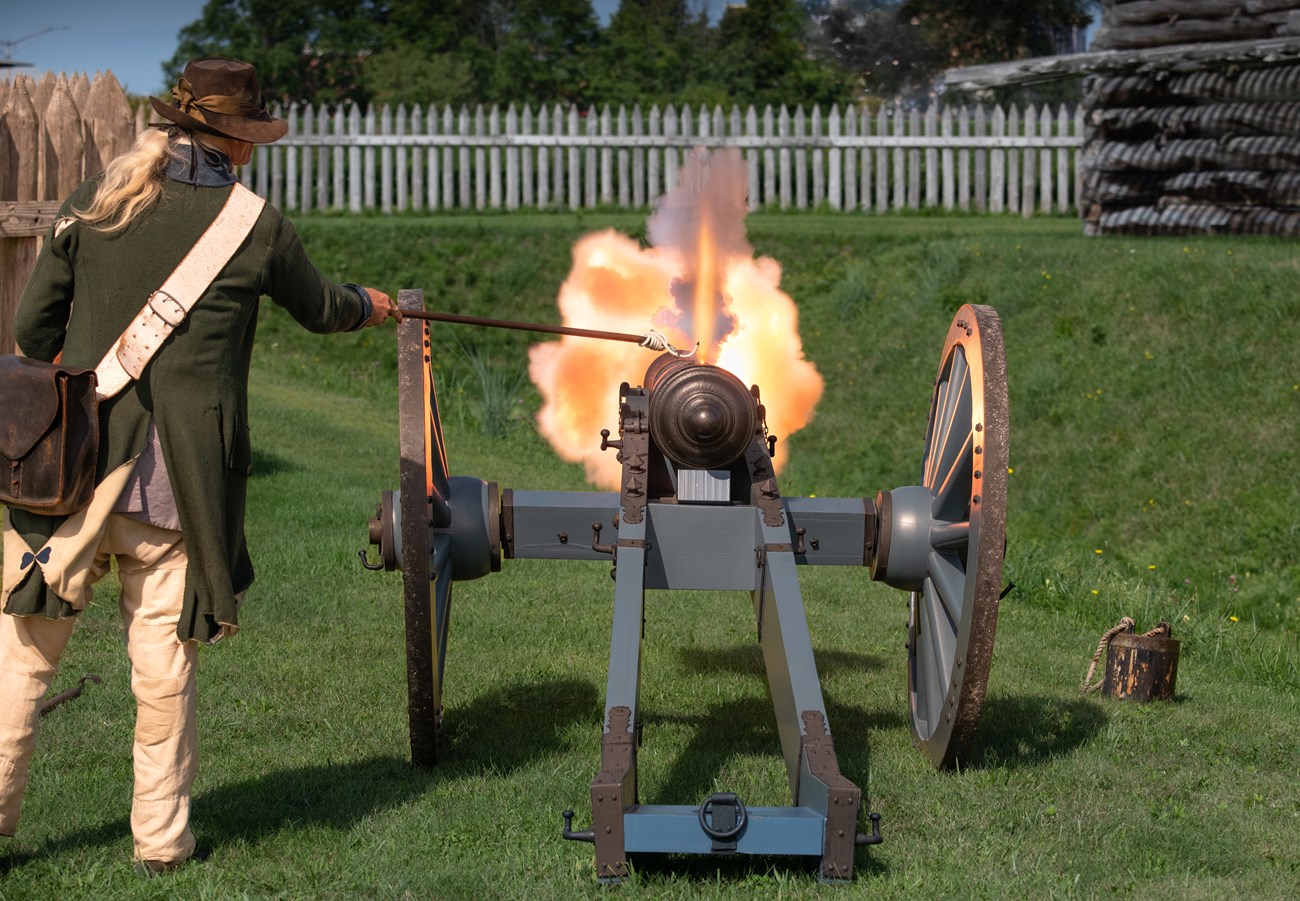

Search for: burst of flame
xmin=529 ymin=148 xmax=824 ymax=489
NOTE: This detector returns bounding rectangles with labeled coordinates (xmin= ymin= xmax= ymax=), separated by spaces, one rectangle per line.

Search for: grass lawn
xmin=1 ymin=213 xmax=1297 ymax=898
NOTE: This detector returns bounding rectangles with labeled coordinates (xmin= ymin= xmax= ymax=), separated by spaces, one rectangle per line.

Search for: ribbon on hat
xmin=20 ymin=547 xmax=52 ymax=571
xmin=171 ymin=76 xmax=266 ymax=122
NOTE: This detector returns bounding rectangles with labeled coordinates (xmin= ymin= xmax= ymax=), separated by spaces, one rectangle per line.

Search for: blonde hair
xmin=73 ymin=129 xmax=176 ymax=233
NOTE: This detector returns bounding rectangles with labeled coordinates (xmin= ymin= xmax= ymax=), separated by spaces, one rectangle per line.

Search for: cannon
xmin=363 ymin=290 xmax=1009 ymax=882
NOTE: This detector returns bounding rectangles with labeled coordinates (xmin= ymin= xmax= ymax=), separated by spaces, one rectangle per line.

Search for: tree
xmin=707 ymin=0 xmax=854 ymax=108
xmin=165 ymin=0 xmax=386 ymax=105
xmin=363 ymin=46 xmax=476 ymax=107
xmin=901 ymin=0 xmax=1097 ymax=66
xmin=585 ymin=0 xmax=709 ymax=107
xmin=807 ymin=0 xmax=1097 ymax=102
xmin=480 ymin=0 xmax=601 ymax=106
xmin=805 ymin=1 xmax=942 ymax=101
xmin=363 ymin=0 xmax=491 ymax=106
xmin=164 ymin=0 xmax=862 ymax=109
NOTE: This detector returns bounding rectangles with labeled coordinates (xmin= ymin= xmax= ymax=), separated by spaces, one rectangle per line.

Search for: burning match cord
xmin=638 ymin=330 xmax=696 ymax=358
xmin=399 ymin=310 xmax=697 ymax=358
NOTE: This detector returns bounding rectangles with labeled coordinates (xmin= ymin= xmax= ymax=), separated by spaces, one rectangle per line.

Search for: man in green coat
xmin=0 ymin=57 xmax=401 ymax=871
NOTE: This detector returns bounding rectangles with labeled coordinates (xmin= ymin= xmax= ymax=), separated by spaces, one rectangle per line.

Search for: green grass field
xmin=2 ymin=213 xmax=1297 ymax=898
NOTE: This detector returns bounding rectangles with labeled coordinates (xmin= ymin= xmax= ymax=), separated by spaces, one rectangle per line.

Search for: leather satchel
xmin=0 ymin=355 xmax=99 ymax=516
xmin=1 ymin=184 xmax=265 ymax=520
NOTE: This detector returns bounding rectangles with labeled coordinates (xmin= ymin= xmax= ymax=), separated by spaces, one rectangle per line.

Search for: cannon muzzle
xmin=642 ymin=355 xmax=758 ymax=471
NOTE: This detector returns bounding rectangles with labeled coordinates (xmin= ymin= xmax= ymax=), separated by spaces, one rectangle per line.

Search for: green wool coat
xmin=8 ymin=176 xmax=367 ymax=642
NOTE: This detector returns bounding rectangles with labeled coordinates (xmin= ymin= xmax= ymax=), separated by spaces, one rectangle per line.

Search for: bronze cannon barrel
xmin=642 ymin=355 xmax=757 ymax=471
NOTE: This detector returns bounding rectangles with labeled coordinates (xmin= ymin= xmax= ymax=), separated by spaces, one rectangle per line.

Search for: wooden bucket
xmin=1102 ymin=630 xmax=1180 ymax=702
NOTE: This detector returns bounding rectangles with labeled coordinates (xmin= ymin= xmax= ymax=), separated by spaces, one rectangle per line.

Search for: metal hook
xmin=358 ymin=548 xmax=385 ymax=571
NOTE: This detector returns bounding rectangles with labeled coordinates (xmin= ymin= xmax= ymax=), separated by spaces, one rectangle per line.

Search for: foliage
xmin=902 ymin=0 xmax=1097 ymax=65
xmin=708 ymin=0 xmax=855 ymax=108
xmin=479 ymin=0 xmax=602 ymax=106
xmin=806 ymin=0 xmax=944 ymax=102
xmin=164 ymin=0 xmax=387 ymax=105
xmin=584 ymin=0 xmax=712 ymax=108
xmin=362 ymin=46 xmax=475 ymax=108
xmin=164 ymin=0 xmax=854 ymax=109
xmin=806 ymin=0 xmax=1100 ymax=102
xmin=163 ymin=0 xmax=1101 ymax=109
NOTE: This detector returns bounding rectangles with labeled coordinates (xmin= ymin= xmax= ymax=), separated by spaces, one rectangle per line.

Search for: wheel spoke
xmin=935 ymin=382 xmax=971 ymax=482
xmin=920 ymin=590 xmax=947 ymax=725
xmin=426 ymin=356 xmax=452 ymax=529
xmin=925 ymin=350 xmax=971 ymax=491
xmin=909 ymin=624 xmax=927 ymax=730
xmin=432 ymin=533 xmax=453 ymax=684
xmin=922 ymin=578 xmax=955 ymax=680
xmin=911 ymin=601 xmax=934 ymax=733
xmin=928 ymin=551 xmax=965 ymax=631
xmin=926 ymin=378 xmax=951 ymax=485
xmin=930 ymin=350 xmax=968 ymax=482
xmin=929 ymin=520 xmax=969 ymax=551
xmin=932 ymin=427 xmax=973 ymax=517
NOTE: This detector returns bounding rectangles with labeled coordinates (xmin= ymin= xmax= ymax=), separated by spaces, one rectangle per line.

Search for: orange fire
xmin=529 ymin=148 xmax=824 ymax=489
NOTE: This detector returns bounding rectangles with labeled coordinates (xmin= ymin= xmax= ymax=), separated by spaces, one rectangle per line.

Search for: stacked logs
xmin=1091 ymin=0 xmax=1300 ymax=51
xmin=1082 ymin=0 xmax=1300 ymax=235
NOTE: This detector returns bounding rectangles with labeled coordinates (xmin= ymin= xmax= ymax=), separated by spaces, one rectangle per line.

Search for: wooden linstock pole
xmin=399 ymin=309 xmax=648 ymax=345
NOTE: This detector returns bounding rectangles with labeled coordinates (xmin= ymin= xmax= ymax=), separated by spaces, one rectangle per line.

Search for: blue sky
xmin=1 ymin=0 xmax=640 ymax=97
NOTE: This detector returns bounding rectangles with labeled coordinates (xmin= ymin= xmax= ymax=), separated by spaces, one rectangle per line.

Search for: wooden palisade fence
xmin=1 ymin=72 xmax=134 ymax=354
xmin=3 ymin=71 xmax=1086 ymax=350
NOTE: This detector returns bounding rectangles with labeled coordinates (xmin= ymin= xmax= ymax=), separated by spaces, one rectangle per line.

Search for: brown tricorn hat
xmin=150 ymin=57 xmax=287 ymax=144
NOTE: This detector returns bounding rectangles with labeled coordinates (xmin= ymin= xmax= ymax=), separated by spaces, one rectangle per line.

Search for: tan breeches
xmin=0 ymin=514 xmax=197 ymax=862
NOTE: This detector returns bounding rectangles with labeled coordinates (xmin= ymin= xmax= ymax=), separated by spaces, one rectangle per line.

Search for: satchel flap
xmin=0 ymin=356 xmax=94 ymax=460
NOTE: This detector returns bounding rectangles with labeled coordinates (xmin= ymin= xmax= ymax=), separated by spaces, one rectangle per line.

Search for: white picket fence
xmin=245 ymin=102 xmax=1086 ymax=216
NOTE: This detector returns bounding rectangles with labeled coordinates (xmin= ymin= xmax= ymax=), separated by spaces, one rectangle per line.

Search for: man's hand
xmin=363 ymin=289 xmax=403 ymax=327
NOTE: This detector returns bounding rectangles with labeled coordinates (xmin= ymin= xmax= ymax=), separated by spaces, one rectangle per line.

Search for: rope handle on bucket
xmin=1081 ymin=617 xmax=1172 ymax=694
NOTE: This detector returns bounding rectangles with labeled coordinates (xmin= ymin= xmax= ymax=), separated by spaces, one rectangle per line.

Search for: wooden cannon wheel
xmin=396 ymin=289 xmax=455 ymax=767
xmin=907 ymin=304 xmax=1009 ymax=768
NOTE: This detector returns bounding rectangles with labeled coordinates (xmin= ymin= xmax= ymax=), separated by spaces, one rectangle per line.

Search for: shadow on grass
xmin=36 ymin=676 xmax=596 ymax=856
xmin=626 ymin=847 xmax=888 ymax=885
xmin=677 ymin=644 xmax=889 ymax=678
xmin=442 ymin=674 xmax=598 ymax=774
xmin=662 ymin=642 xmax=900 ymax=803
xmin=964 ymin=694 xmax=1108 ymax=770
xmin=623 ymin=689 xmax=900 ymax=885
xmin=249 ymin=447 xmax=301 ymax=479
xmin=637 ymin=690 xmax=902 ymax=801
xmin=0 ymin=848 xmax=37 ymax=876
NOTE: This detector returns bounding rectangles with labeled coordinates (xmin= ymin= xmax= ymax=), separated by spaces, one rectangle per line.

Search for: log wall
xmin=1081 ymin=0 xmax=1300 ymax=235
xmin=1092 ymin=0 xmax=1300 ymax=50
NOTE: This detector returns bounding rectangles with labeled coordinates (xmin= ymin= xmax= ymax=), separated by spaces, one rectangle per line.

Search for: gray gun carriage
xmin=363 ymin=290 xmax=1009 ymax=882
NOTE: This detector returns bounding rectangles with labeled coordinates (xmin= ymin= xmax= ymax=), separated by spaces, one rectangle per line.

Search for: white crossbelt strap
xmin=94 ymin=183 xmax=266 ymax=400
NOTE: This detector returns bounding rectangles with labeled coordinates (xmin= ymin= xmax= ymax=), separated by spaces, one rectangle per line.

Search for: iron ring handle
xmin=697 ymin=795 xmax=748 ymax=841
